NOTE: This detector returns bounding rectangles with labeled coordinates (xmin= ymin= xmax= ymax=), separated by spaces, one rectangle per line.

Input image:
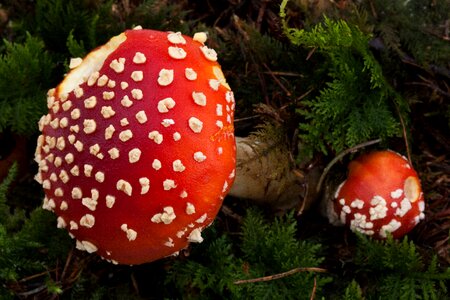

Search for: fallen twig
xmin=234 ymin=267 xmax=327 ymax=285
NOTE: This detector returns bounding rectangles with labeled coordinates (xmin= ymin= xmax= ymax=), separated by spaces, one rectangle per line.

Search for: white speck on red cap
xmin=95 ymin=171 xmax=105 ymax=183
xmin=119 ymin=130 xmax=133 ymax=142
xmin=62 ymin=101 xmax=72 ymax=111
xmin=102 ymin=92 xmax=116 ymax=100
xmin=151 ymin=206 xmax=176 ymax=224
xmin=69 ymin=221 xmax=78 ymax=230
xmin=173 ymin=132 xmax=181 ymax=141
xmin=193 ymin=152 xmax=206 ymax=162
xmin=108 ymin=148 xmax=119 ymax=159
xmin=200 ymin=46 xmax=217 ymax=61
xmin=71 ymin=108 xmax=81 ymax=120
xmin=139 ymin=177 xmax=150 ymax=194
xmin=193 ymin=32 xmax=207 ymax=44
xmin=172 ymin=160 xmax=185 ymax=172
xmin=81 ymin=240 xmax=98 ymax=253
xmin=395 ymin=198 xmax=412 ymax=217
xmin=87 ymin=71 xmax=100 ymax=86
xmin=131 ymin=70 xmax=143 ymax=82
xmin=196 ymin=213 xmax=207 ymax=224
xmin=192 ymin=91 xmax=207 ymax=106
xmin=391 ymin=189 xmax=403 ymax=199
xmin=74 ymin=140 xmax=84 ymax=152
xmin=59 ymin=117 xmax=69 ymax=128
xmin=176 ymin=229 xmax=187 ymax=238
xmin=167 ymin=32 xmax=186 ymax=44
xmin=97 ymin=75 xmax=109 ymax=87
xmin=185 ymin=68 xmax=197 ymax=80
xmin=82 ymin=197 xmax=98 ymax=211
xmin=186 ymin=202 xmax=195 ymax=215
xmin=128 ymin=148 xmax=142 ymax=163
xmin=60 ymin=201 xmax=68 ymax=211
xmin=120 ymin=118 xmax=129 ymax=126
xmin=74 ymin=87 xmax=84 ymax=98
xmin=157 ymin=97 xmax=176 ymax=113
xmin=101 ymin=106 xmax=116 ymax=118
xmin=188 ymin=117 xmax=203 ymax=133
xmin=209 ymin=79 xmax=220 ymax=91
xmin=157 ymin=69 xmax=174 ymax=86
xmin=106 ymin=195 xmax=115 ymax=208
xmin=163 ymin=179 xmax=176 ymax=191
xmin=161 ymin=119 xmax=175 ymax=127
xmin=164 ymin=238 xmax=175 ymax=247
xmin=152 ymin=159 xmax=162 ymax=170
xmin=350 ymin=199 xmax=364 ymax=209
xmin=59 ymin=170 xmax=70 ymax=183
xmin=105 ymin=124 xmax=116 ymax=140
xmin=133 ymin=52 xmax=146 ymax=64
xmin=121 ymin=95 xmax=133 ymax=107
xmin=107 ymin=80 xmax=116 ymax=88
xmin=71 ymin=187 xmax=82 ymax=199
xmin=379 ymin=219 xmax=402 ymax=238
xmin=70 ymin=165 xmax=80 ymax=176
xmin=83 ymin=119 xmax=97 ymax=134
xmin=117 ymin=179 xmax=132 ymax=196
xmin=121 ymin=224 xmax=138 ymax=241
xmin=80 ymin=214 xmax=95 ymax=228
xmin=56 ymin=137 xmax=66 ymax=151
xmin=110 ymin=57 xmax=125 ymax=73
xmin=50 ymin=118 xmax=59 ymax=129
xmin=188 ymin=228 xmax=203 ymax=243
xmin=89 ymin=144 xmax=100 ymax=156
xmin=120 ymin=81 xmax=129 ymax=89
xmin=135 ymin=111 xmax=147 ymax=124
xmin=148 ymin=131 xmax=163 ymax=144
xmin=57 ymin=216 xmax=67 ymax=228
xmin=83 ymin=164 xmax=93 ymax=177
xmin=216 ymin=104 xmax=223 ymax=116
xmin=168 ymin=47 xmax=187 ymax=59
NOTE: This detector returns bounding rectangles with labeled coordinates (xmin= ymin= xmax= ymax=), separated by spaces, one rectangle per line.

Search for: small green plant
xmin=0 ymin=164 xmax=72 ymax=298
xmin=342 ymin=280 xmax=364 ymax=300
xmin=367 ymin=0 xmax=450 ymax=66
xmin=0 ymin=34 xmax=53 ymax=135
xmin=352 ymin=234 xmax=450 ymax=299
xmin=168 ymin=209 xmax=331 ymax=299
xmin=280 ymin=0 xmax=406 ymax=156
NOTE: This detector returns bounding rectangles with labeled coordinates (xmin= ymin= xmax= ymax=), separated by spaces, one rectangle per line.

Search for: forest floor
xmin=0 ymin=0 xmax=449 ymax=299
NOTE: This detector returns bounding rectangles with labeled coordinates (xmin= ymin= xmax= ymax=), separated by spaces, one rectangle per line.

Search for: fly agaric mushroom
xmin=34 ymin=28 xmax=236 ymax=265
xmin=325 ymin=150 xmax=425 ymax=239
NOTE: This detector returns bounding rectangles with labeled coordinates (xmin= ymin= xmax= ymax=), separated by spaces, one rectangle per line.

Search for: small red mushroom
xmin=326 ymin=150 xmax=425 ymax=239
xmin=34 ymin=28 xmax=236 ymax=265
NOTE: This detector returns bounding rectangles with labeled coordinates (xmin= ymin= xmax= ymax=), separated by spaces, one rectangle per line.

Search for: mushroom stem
xmin=229 ymin=137 xmax=314 ymax=212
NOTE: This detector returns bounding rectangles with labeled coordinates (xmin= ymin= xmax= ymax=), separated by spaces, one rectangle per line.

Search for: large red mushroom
xmin=325 ymin=150 xmax=425 ymax=239
xmin=34 ymin=28 xmax=236 ymax=265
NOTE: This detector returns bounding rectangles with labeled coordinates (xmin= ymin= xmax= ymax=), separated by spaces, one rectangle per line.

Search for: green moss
xmin=281 ymin=1 xmax=407 ymax=156
xmin=168 ymin=209 xmax=331 ymax=299
xmin=0 ymin=34 xmax=53 ymax=135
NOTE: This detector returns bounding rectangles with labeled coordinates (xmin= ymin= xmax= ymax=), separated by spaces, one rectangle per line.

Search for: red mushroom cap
xmin=329 ymin=150 xmax=425 ymax=239
xmin=34 ymin=28 xmax=236 ymax=265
